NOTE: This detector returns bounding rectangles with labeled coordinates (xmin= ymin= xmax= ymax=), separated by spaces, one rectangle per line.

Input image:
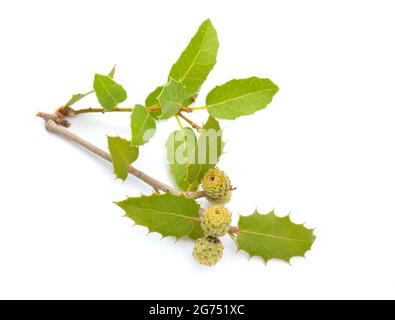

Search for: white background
xmin=0 ymin=0 xmax=394 ymax=300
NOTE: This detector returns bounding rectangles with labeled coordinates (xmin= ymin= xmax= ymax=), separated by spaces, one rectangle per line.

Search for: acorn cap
xmin=193 ymin=237 xmax=224 ymax=266
xmin=201 ymin=205 xmax=232 ymax=237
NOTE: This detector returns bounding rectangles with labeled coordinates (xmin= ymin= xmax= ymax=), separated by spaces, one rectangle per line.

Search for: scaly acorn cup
xmin=193 ymin=237 xmax=224 ymax=266
xmin=201 ymin=168 xmax=232 ymax=203
xmin=201 ymin=205 xmax=232 ymax=237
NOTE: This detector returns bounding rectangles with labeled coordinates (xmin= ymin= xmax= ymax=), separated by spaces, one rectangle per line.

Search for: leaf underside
xmin=206 ymin=77 xmax=279 ymax=120
xmin=107 ymin=136 xmax=139 ymax=181
xmin=166 ymin=116 xmax=223 ymax=191
xmin=236 ymin=210 xmax=315 ymax=263
xmin=145 ymin=86 xmax=163 ymax=118
xmin=131 ymin=104 xmax=156 ymax=146
xmin=166 ymin=128 xmax=197 ymax=191
xmin=116 ymin=193 xmax=203 ymax=240
xmin=158 ymin=79 xmax=188 ymax=119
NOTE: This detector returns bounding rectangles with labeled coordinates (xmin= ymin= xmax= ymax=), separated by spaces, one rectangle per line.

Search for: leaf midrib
xmin=239 ymin=229 xmax=311 ymax=243
xmin=130 ymin=205 xmax=197 ymax=221
xmin=208 ymin=88 xmax=276 ymax=109
xmin=179 ymin=23 xmax=210 ymax=84
xmin=134 ymin=111 xmax=151 ymax=144
xmin=113 ymin=146 xmax=129 ymax=168
xmin=97 ymin=77 xmax=118 ymax=105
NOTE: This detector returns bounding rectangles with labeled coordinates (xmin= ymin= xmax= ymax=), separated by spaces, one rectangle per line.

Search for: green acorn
xmin=193 ymin=237 xmax=224 ymax=266
xmin=201 ymin=168 xmax=232 ymax=203
xmin=201 ymin=205 xmax=232 ymax=237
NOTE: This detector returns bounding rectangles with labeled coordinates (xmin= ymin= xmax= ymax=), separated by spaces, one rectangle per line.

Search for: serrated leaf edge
xmin=236 ymin=210 xmax=316 ymax=264
xmin=115 ymin=192 xmax=202 ymax=241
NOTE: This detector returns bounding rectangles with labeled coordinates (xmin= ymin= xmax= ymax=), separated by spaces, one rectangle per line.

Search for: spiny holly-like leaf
xmin=107 ymin=136 xmax=139 ymax=181
xmin=116 ymin=193 xmax=204 ymax=240
xmin=131 ymin=105 xmax=156 ymax=146
xmin=94 ymin=74 xmax=127 ymax=110
xmin=166 ymin=117 xmax=224 ymax=192
xmin=169 ymin=19 xmax=219 ymax=98
xmin=206 ymin=77 xmax=279 ymax=120
xmin=236 ymin=210 xmax=315 ymax=263
xmin=62 ymin=66 xmax=116 ymax=108
xmin=158 ymin=79 xmax=188 ymax=119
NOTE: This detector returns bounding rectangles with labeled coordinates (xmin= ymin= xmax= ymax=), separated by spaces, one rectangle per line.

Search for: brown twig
xmin=64 ymin=105 xmax=195 ymax=117
xmin=43 ymin=105 xmax=201 ymax=128
xmin=36 ymin=112 xmax=70 ymax=127
xmin=38 ymin=117 xmax=205 ymax=200
xmin=37 ymin=115 xmax=239 ymax=235
xmin=73 ymin=107 xmax=134 ymax=115
xmin=177 ymin=112 xmax=202 ymax=130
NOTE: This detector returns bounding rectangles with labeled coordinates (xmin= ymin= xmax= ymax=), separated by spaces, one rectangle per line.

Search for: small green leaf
xmin=145 ymin=86 xmax=163 ymax=119
xmin=107 ymin=65 xmax=117 ymax=78
xmin=131 ymin=105 xmax=156 ymax=146
xmin=166 ymin=128 xmax=197 ymax=191
xmin=63 ymin=92 xmax=93 ymax=108
xmin=62 ymin=66 xmax=116 ymax=108
xmin=166 ymin=117 xmax=224 ymax=191
xmin=236 ymin=210 xmax=316 ymax=263
xmin=107 ymin=136 xmax=139 ymax=181
xmin=145 ymin=86 xmax=195 ymax=119
xmin=194 ymin=115 xmax=224 ymax=179
xmin=94 ymin=74 xmax=127 ymax=110
xmin=116 ymin=193 xmax=204 ymax=240
xmin=169 ymin=19 xmax=219 ymax=97
xmin=182 ymin=116 xmax=224 ymax=191
xmin=206 ymin=77 xmax=279 ymax=120
xmin=158 ymin=79 xmax=188 ymax=119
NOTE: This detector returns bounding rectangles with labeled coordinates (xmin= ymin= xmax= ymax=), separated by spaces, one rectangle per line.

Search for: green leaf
xmin=107 ymin=65 xmax=117 ymax=78
xmin=93 ymin=74 xmax=127 ymax=110
xmin=145 ymin=86 xmax=162 ymax=106
xmin=116 ymin=193 xmax=204 ymax=240
xmin=169 ymin=19 xmax=219 ymax=97
xmin=144 ymin=19 xmax=217 ymax=114
xmin=183 ymin=116 xmax=224 ymax=191
xmin=145 ymin=86 xmax=196 ymax=119
xmin=165 ymin=117 xmax=224 ymax=191
xmin=107 ymin=136 xmax=139 ymax=181
xmin=131 ymin=105 xmax=156 ymax=146
xmin=62 ymin=65 xmax=116 ymax=108
xmin=158 ymin=79 xmax=188 ymax=119
xmin=145 ymin=86 xmax=163 ymax=119
xmin=194 ymin=115 xmax=224 ymax=178
xmin=201 ymin=115 xmax=224 ymax=161
xmin=236 ymin=210 xmax=316 ymax=263
xmin=206 ymin=77 xmax=279 ymax=120
xmin=63 ymin=92 xmax=93 ymax=108
xmin=166 ymin=128 xmax=197 ymax=191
